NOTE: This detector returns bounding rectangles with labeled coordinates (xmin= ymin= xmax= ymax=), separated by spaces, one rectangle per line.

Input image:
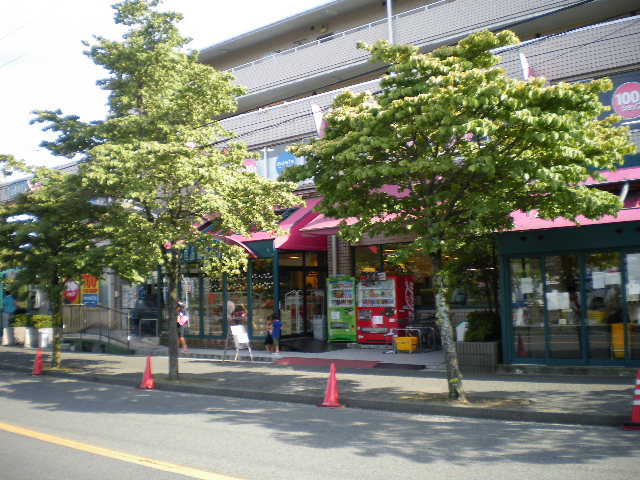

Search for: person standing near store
xmin=2 ymin=290 xmax=15 ymax=330
xmin=270 ymin=312 xmax=282 ymax=356
xmin=264 ymin=317 xmax=274 ymax=353
xmin=176 ymin=302 xmax=188 ymax=353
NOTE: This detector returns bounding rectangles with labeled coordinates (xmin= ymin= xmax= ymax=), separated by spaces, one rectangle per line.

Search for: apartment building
xmin=176 ymin=0 xmax=640 ymax=366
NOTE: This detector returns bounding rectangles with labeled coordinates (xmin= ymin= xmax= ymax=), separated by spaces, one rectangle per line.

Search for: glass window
xmin=510 ymin=257 xmax=545 ymax=359
xmin=625 ymin=253 xmax=640 ymax=360
xmin=279 ymin=252 xmax=304 ymax=267
xmin=544 ymin=255 xmax=581 ymax=359
xmin=203 ymin=277 xmax=223 ymax=336
xmin=280 ymin=270 xmax=304 ymax=334
xmin=305 ymin=251 xmax=326 ymax=267
xmin=585 ymin=252 xmax=622 ymax=360
xmin=180 ymin=276 xmax=200 ymax=336
xmin=227 ymin=273 xmax=249 ymax=329
xmin=252 ymin=259 xmax=274 ymax=338
xmin=354 ymin=246 xmax=380 ymax=276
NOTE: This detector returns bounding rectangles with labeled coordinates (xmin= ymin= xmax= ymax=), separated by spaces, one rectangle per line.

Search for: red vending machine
xmin=356 ymin=275 xmax=414 ymax=344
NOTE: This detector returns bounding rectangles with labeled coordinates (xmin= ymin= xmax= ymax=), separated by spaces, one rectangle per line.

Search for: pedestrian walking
xmin=270 ymin=312 xmax=282 ymax=355
xmin=177 ymin=302 xmax=188 ymax=353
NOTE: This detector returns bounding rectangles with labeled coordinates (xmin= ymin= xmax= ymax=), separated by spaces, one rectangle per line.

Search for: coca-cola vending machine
xmin=356 ymin=275 xmax=414 ymax=344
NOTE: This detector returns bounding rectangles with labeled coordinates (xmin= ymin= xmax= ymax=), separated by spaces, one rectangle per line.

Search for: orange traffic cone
xmin=137 ymin=355 xmax=155 ymax=389
xmin=316 ymin=362 xmax=345 ymax=409
xmin=622 ymin=368 xmax=640 ymax=431
xmin=31 ymin=348 xmax=44 ymax=376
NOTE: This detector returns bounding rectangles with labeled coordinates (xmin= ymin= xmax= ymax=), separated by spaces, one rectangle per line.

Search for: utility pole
xmin=386 ymin=0 xmax=394 ymax=44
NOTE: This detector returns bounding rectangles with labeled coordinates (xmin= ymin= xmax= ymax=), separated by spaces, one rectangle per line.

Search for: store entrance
xmin=278 ymin=251 xmax=327 ymax=336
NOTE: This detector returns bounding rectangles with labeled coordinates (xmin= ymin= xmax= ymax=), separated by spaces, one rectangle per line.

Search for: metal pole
xmin=331 ymin=235 xmax=338 ymax=276
xmin=386 ymin=0 xmax=394 ymax=44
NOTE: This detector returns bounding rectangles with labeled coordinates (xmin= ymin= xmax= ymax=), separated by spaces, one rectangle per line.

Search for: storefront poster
xmin=81 ymin=274 xmax=99 ymax=305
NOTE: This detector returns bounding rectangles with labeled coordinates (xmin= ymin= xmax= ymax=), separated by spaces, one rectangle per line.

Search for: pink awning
xmin=300 ymin=214 xmax=356 ymax=236
xmin=224 ymin=197 xmax=327 ymax=252
xmin=511 ymin=208 xmax=640 ymax=232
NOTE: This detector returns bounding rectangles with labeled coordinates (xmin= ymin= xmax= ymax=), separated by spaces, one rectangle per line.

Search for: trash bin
xmin=38 ymin=330 xmax=49 ymax=349
xmin=24 ymin=327 xmax=37 ymax=348
xmin=312 ymin=316 xmax=327 ymax=341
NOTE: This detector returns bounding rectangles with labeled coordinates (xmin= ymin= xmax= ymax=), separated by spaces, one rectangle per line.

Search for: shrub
xmin=11 ymin=314 xmax=34 ymax=327
xmin=463 ymin=310 xmax=501 ymax=342
xmin=32 ymin=315 xmax=54 ymax=328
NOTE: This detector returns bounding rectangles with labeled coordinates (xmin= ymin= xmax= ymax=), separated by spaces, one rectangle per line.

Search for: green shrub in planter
xmin=32 ymin=315 xmax=54 ymax=329
xmin=11 ymin=314 xmax=34 ymax=327
xmin=463 ymin=310 xmax=500 ymax=342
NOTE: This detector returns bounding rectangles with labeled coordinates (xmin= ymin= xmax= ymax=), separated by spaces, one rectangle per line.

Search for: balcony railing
xmin=227 ymin=0 xmax=454 ymax=74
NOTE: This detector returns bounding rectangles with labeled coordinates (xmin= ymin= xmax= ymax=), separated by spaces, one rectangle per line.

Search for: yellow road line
xmin=0 ymin=421 xmax=245 ymax=480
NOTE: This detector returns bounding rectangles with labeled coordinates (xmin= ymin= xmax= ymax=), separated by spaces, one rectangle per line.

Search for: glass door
xmin=585 ymin=252 xmax=622 ymax=361
xmin=510 ymin=257 xmax=545 ymax=359
xmin=544 ymin=255 xmax=582 ymax=360
xmin=625 ymin=253 xmax=640 ymax=361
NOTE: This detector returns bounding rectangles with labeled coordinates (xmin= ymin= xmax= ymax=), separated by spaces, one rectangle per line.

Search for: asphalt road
xmin=0 ymin=371 xmax=638 ymax=480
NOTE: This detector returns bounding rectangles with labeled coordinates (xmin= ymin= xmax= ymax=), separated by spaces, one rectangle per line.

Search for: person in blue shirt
xmin=270 ymin=312 xmax=282 ymax=356
xmin=2 ymin=291 xmax=15 ymax=330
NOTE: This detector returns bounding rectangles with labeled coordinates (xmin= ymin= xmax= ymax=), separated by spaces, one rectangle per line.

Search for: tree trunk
xmin=50 ymin=288 xmax=63 ymax=369
xmin=430 ymin=252 xmax=468 ymax=402
xmin=166 ymin=256 xmax=180 ymax=380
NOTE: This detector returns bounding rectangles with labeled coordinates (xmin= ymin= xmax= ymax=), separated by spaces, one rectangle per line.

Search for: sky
xmin=0 ymin=0 xmax=330 ymax=169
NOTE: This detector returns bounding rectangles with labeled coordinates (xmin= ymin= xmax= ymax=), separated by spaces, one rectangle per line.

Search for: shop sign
xmin=64 ymin=281 xmax=80 ymax=304
xmin=83 ymin=294 xmax=98 ymax=305
xmin=82 ymin=274 xmax=99 ymax=305
xmin=275 ymin=151 xmax=296 ymax=174
xmin=612 ymin=82 xmax=640 ymax=119
xmin=243 ymin=158 xmax=258 ymax=173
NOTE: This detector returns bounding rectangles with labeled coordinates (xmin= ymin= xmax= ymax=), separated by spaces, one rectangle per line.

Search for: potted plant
xmin=455 ymin=310 xmax=501 ymax=373
xmin=11 ymin=314 xmax=37 ymax=348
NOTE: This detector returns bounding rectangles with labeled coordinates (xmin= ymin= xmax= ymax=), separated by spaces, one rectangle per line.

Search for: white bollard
xmin=1 ymin=327 xmax=15 ymax=345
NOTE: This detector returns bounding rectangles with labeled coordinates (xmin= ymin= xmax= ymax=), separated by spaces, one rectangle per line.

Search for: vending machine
xmin=327 ymin=276 xmax=356 ymax=342
xmin=356 ymin=275 xmax=414 ymax=344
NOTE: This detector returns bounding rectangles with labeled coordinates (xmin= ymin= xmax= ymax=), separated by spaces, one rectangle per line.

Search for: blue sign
xmin=83 ymin=294 xmax=98 ymax=306
xmin=275 ymin=151 xmax=297 ymax=175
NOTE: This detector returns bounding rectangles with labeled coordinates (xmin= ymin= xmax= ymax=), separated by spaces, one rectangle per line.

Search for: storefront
xmin=137 ymin=197 xmax=329 ymax=344
xmin=499 ymin=218 xmax=640 ymax=367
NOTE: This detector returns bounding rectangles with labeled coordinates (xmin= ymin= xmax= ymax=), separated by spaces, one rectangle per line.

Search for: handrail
xmin=62 ymin=303 xmax=131 ymax=348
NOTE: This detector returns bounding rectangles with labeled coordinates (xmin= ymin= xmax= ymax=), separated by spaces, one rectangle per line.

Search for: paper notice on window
xmin=592 ymin=272 xmax=605 ymax=289
xmin=546 ymin=291 xmax=558 ymax=310
xmin=331 ymin=310 xmax=341 ymax=320
xmin=605 ymin=271 xmax=621 ymax=286
xmin=628 ymin=283 xmax=640 ymax=295
xmin=373 ymin=315 xmax=384 ymax=325
xmin=627 ymin=254 xmax=640 ymax=279
xmin=556 ymin=291 xmax=570 ymax=311
xmin=520 ymin=277 xmax=533 ymax=294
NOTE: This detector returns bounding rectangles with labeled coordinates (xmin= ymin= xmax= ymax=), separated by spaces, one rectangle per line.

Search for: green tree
xmin=0 ymin=157 xmax=109 ymax=368
xmin=283 ymin=31 xmax=635 ymax=401
xmin=31 ymin=0 xmax=299 ymax=379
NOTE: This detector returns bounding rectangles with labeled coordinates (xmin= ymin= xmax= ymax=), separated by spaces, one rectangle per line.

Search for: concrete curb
xmin=1 ymin=363 xmax=627 ymax=427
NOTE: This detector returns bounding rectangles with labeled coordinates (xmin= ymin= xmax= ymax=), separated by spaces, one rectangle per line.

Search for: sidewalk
xmin=0 ymin=345 xmax=636 ymax=427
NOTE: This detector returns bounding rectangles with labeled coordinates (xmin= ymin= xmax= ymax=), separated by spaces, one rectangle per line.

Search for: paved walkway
xmin=0 ymin=345 xmax=637 ymax=427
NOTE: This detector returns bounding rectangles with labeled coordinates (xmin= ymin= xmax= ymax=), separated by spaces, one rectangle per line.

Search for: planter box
xmin=13 ymin=327 xmax=38 ymax=348
xmin=456 ymin=341 xmax=500 ymax=373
